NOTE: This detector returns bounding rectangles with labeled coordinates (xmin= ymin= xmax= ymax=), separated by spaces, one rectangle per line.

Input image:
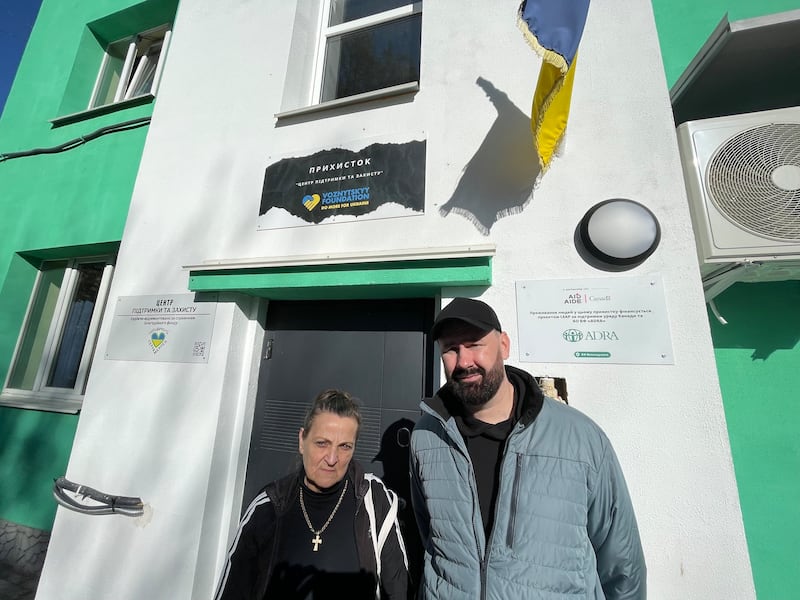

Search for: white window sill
xmin=0 ymin=390 xmax=82 ymax=414
xmin=50 ymin=94 xmax=155 ymax=127
xmin=275 ymin=81 xmax=419 ymax=121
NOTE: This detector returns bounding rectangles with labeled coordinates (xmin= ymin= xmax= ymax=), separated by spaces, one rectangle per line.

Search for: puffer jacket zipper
xmin=452 ymin=424 xmax=486 ymax=600
xmin=481 ymin=421 xmax=525 ymax=599
xmin=475 ymin=457 xmax=488 ymax=600
xmin=424 ymin=402 xmax=516 ymax=600
xmin=434 ymin=408 xmax=487 ymax=600
xmin=506 ymin=452 xmax=523 ymax=547
xmin=482 ymin=423 xmax=526 ymax=599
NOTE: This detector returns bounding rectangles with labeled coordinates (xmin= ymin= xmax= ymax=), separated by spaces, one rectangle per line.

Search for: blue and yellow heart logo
xmin=303 ymin=194 xmax=321 ymax=211
xmin=149 ymin=330 xmax=167 ymax=353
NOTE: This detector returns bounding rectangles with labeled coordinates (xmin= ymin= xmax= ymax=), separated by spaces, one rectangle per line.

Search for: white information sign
xmin=515 ymin=274 xmax=674 ymax=365
xmin=105 ymin=294 xmax=216 ymax=363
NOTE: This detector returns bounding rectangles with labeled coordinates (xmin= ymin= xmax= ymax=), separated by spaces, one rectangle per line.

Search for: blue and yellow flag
xmin=517 ymin=0 xmax=590 ymax=174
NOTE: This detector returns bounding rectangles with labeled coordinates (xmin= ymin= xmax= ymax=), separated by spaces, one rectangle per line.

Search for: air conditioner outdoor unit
xmin=676 ymin=106 xmax=800 ymax=263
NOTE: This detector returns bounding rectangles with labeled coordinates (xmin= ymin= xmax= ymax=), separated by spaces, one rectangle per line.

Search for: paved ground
xmin=0 ymin=520 xmax=48 ymax=600
xmin=0 ymin=562 xmax=40 ymax=600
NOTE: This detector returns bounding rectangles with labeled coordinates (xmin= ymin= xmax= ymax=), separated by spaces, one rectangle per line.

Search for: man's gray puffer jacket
xmin=410 ymin=365 xmax=646 ymax=599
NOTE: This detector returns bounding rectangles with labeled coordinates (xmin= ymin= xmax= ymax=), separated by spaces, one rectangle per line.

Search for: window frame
xmin=310 ymin=0 xmax=422 ymax=105
xmin=87 ymin=24 xmax=172 ymax=111
xmin=0 ymin=257 xmax=115 ymax=414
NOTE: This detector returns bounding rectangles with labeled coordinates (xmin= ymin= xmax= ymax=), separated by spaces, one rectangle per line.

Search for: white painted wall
xmin=37 ymin=0 xmax=756 ymax=598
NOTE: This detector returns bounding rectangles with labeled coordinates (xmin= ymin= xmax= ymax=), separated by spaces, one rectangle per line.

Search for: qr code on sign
xmin=192 ymin=341 xmax=206 ymax=357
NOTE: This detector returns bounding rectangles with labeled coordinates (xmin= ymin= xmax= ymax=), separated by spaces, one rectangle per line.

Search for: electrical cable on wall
xmin=0 ymin=117 xmax=151 ymax=163
xmin=53 ymin=476 xmax=144 ymax=517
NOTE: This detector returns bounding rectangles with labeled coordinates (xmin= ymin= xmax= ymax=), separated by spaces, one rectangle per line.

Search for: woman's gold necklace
xmin=299 ymin=478 xmax=349 ymax=552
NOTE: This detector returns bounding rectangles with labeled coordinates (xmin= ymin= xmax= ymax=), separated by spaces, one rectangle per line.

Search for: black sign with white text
xmin=258 ymin=139 xmax=426 ymax=229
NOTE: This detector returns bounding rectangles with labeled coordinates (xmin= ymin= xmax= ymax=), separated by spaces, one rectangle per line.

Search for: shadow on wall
xmin=0 ymin=255 xmax=38 ymax=383
xmin=0 ymin=407 xmax=78 ymax=531
xmin=373 ymin=418 xmax=423 ymax=594
xmin=708 ymin=281 xmax=800 ymax=360
xmin=440 ymin=77 xmax=540 ymax=235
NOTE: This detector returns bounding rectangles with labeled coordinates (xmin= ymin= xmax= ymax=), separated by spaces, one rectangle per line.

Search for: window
xmin=88 ymin=24 xmax=171 ymax=109
xmin=313 ymin=0 xmax=422 ymax=103
xmin=53 ymin=0 xmax=178 ymax=122
xmin=1 ymin=257 xmax=114 ymax=413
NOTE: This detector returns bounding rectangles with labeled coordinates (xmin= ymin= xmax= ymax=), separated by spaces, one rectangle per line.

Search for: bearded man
xmin=409 ymin=297 xmax=646 ymax=600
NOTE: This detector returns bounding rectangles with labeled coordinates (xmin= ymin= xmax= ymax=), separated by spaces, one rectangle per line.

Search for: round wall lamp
xmin=575 ymin=199 xmax=661 ymax=271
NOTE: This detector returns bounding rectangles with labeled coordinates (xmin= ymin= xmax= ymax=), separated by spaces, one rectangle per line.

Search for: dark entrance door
xmin=242 ymin=296 xmax=434 ymax=513
xmin=242 ymin=298 xmax=433 ymax=586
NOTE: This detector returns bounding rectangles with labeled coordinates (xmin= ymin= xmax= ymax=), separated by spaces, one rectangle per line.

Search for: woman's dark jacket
xmin=214 ymin=460 xmax=408 ymax=599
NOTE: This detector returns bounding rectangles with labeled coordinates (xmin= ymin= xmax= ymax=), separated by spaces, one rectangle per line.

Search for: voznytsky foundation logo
xmin=303 ymin=193 xmax=321 ymax=211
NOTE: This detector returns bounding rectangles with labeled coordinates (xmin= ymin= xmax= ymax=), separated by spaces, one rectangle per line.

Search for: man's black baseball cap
xmin=430 ymin=297 xmax=502 ymax=341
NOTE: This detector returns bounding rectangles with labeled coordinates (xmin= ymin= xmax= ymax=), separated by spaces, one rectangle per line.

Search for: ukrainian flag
xmin=517 ymin=0 xmax=590 ymax=175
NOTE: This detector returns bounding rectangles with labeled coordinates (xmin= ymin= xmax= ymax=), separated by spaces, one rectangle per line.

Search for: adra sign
xmin=515 ymin=274 xmax=674 ymax=365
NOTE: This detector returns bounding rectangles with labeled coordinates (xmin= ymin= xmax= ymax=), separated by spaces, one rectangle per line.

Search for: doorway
xmin=241 ymin=297 xmax=434 ymax=575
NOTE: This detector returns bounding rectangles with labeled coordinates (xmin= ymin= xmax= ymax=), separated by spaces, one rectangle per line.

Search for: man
xmin=410 ymin=297 xmax=646 ymax=599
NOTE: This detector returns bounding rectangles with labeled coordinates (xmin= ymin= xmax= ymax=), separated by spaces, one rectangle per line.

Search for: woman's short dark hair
xmin=301 ymin=389 xmax=362 ymax=439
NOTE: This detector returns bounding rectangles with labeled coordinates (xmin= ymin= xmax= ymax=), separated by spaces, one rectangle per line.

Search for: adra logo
xmin=585 ymin=331 xmax=619 ymax=341
xmin=562 ymin=329 xmax=620 ymax=342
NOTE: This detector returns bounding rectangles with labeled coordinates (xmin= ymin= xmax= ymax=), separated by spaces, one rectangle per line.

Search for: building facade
xmin=0 ymin=0 xmax=176 ymax=594
xmin=1 ymin=0 xmax=796 ymax=598
xmin=653 ymin=2 xmax=800 ymax=598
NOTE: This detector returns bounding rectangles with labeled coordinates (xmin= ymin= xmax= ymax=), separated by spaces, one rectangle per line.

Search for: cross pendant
xmin=311 ymin=533 xmax=322 ymax=552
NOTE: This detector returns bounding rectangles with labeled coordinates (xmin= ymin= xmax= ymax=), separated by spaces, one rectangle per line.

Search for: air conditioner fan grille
xmin=706 ymin=122 xmax=800 ymax=242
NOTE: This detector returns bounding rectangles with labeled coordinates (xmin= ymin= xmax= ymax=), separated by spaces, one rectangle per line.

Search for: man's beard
xmin=447 ymin=362 xmax=505 ymax=409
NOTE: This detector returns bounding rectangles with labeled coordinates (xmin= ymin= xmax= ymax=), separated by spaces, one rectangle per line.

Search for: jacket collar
xmin=423 ymin=364 xmax=544 ymax=428
xmin=267 ymin=458 xmax=368 ymax=515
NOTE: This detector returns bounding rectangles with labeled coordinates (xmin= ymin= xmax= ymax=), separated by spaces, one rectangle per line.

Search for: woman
xmin=214 ymin=389 xmax=409 ymax=599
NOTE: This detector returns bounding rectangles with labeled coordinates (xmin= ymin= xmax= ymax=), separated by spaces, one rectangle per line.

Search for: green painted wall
xmin=651 ymin=0 xmax=800 ymax=87
xmin=651 ymin=1 xmax=800 ymax=597
xmin=0 ymin=408 xmax=79 ymax=530
xmin=708 ymin=282 xmax=800 ymax=599
xmin=0 ymin=0 xmax=173 ymax=530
